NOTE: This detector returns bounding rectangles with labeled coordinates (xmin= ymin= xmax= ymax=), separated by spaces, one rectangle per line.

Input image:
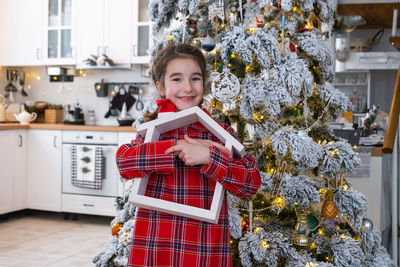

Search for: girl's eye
xmin=193 ymin=77 xmax=201 ymax=81
xmin=172 ymin=78 xmax=181 ymax=82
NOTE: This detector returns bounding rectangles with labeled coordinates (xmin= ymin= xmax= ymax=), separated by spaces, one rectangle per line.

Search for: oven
xmin=62 ymin=131 xmax=119 ymax=197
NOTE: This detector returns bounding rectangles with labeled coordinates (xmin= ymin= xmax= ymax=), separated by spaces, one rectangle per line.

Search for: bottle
xmin=0 ymin=94 xmax=6 ymax=123
xmin=87 ymin=110 xmax=96 ymax=126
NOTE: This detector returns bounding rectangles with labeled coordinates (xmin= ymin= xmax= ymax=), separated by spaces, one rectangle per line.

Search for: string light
xmin=231 ymin=53 xmax=236 ymax=58
xmin=167 ymin=34 xmax=173 ymax=40
xmin=261 ymin=240 xmax=269 ymax=249
xmin=318 ymin=228 xmax=324 ymax=236
xmin=272 ymin=197 xmax=286 ymax=209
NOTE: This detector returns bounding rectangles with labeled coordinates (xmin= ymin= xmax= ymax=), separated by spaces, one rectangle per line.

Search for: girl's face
xmin=156 ymin=58 xmax=204 ymax=111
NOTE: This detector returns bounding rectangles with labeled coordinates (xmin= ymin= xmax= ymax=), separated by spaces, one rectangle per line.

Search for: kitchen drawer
xmin=62 ymin=193 xmax=117 ymax=216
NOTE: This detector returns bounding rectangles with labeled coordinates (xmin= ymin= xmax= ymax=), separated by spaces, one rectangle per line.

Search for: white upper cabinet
xmin=76 ymin=0 xmax=133 ymax=66
xmin=131 ymin=0 xmax=152 ymax=64
xmin=42 ymin=0 xmax=77 ymax=65
xmin=0 ymin=0 xmax=152 ymax=66
xmin=0 ymin=0 xmax=43 ymax=66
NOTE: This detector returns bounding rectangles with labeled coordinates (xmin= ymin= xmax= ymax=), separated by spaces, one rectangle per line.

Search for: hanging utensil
xmin=5 ymin=69 xmax=18 ymax=102
xmin=20 ymin=71 xmax=28 ymax=97
xmin=135 ymin=88 xmax=144 ymax=111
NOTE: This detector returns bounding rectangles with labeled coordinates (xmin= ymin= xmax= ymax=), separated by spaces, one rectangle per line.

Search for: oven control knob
xmin=100 ymin=136 xmax=104 ymax=140
xmin=76 ymin=136 xmax=80 ymax=139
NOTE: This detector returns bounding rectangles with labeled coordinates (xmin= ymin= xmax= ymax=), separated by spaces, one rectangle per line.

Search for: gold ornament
xmin=111 ymin=222 xmax=123 ymax=237
xmin=321 ymin=189 xmax=338 ymax=220
xmin=293 ymin=213 xmax=310 ymax=246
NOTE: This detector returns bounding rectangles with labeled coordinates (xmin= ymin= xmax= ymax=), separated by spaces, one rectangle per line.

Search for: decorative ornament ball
xmin=360 ymin=217 xmax=374 ymax=233
xmin=202 ymin=36 xmax=216 ymax=52
xmin=111 ymin=222 xmax=123 ymax=237
xmin=211 ymin=67 xmax=240 ymax=103
xmin=335 ymin=48 xmax=349 ymax=62
xmin=307 ymin=213 xmax=319 ymax=232
xmin=289 ymin=42 xmax=296 ymax=53
xmin=321 ymin=200 xmax=338 ymax=219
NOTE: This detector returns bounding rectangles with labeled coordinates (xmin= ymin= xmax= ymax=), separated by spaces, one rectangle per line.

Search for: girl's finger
xmin=184 ymin=135 xmax=196 ymax=144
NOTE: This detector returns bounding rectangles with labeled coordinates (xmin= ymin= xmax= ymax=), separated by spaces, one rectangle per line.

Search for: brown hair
xmin=145 ymin=43 xmax=207 ymax=122
xmin=151 ymin=43 xmax=207 ymax=90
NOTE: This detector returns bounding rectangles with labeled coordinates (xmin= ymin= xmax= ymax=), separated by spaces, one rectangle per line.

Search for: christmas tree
xmin=94 ymin=0 xmax=394 ymax=266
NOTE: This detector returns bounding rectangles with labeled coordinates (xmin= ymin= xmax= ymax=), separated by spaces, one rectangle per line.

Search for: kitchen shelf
xmin=337 ymin=2 xmax=400 ymax=29
xmin=75 ymin=63 xmax=132 ymax=70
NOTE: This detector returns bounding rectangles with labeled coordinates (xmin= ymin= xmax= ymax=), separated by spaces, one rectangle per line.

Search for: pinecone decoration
xmin=321 ymin=189 xmax=338 ymax=220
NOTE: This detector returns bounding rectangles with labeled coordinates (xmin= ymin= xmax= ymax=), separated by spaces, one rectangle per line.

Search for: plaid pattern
xmin=116 ymin=113 xmax=261 ymax=267
xmin=71 ymin=145 xmax=104 ymax=189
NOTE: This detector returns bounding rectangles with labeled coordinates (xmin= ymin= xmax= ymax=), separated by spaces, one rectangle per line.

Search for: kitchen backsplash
xmin=0 ymin=65 xmax=153 ymax=126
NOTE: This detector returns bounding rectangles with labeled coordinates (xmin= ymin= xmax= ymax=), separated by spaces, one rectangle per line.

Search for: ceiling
xmin=337 ymin=3 xmax=400 ymax=29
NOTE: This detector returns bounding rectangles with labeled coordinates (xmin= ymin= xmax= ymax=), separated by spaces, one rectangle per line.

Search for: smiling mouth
xmin=177 ymin=96 xmax=195 ymax=101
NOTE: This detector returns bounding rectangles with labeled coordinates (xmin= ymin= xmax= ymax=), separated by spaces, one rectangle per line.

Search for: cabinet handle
xmin=53 ymin=136 xmax=57 ymax=148
xmin=97 ymin=46 xmax=101 ymax=57
xmin=104 ymin=46 xmax=108 ymax=55
xmin=132 ymin=44 xmax=137 ymax=57
xmin=71 ymin=47 xmax=76 ymax=59
xmin=83 ymin=203 xmax=95 ymax=207
xmin=36 ymin=48 xmax=41 ymax=60
xmin=18 ymin=134 xmax=22 ymax=147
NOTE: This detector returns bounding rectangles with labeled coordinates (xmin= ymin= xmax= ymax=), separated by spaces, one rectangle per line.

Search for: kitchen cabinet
xmin=42 ymin=0 xmax=77 ymax=65
xmin=76 ymin=0 xmax=133 ymax=65
xmin=0 ymin=0 xmax=43 ymax=66
xmin=27 ymin=130 xmax=62 ymax=211
xmin=0 ymin=130 xmax=27 ymax=214
xmin=131 ymin=0 xmax=153 ymax=64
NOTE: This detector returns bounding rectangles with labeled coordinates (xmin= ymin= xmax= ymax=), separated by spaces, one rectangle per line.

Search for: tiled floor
xmin=0 ymin=210 xmax=112 ymax=267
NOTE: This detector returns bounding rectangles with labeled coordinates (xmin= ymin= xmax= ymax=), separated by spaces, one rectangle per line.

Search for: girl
xmin=116 ymin=43 xmax=261 ymax=267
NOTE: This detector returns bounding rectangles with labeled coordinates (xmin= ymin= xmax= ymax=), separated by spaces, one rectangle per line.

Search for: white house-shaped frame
xmin=129 ymin=106 xmax=245 ymax=224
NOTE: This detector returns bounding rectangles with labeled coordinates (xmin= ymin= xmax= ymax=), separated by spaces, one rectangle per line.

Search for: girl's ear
xmin=156 ymin=81 xmax=165 ymax=97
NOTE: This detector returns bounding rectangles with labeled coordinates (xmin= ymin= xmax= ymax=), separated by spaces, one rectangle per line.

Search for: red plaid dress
xmin=116 ymin=115 xmax=261 ymax=267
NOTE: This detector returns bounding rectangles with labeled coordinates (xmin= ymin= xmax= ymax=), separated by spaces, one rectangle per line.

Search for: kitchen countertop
xmin=0 ymin=123 xmax=136 ymax=132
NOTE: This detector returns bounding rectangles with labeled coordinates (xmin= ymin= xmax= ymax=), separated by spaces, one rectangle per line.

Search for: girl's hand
xmin=165 ymin=135 xmax=211 ymax=166
xmin=191 ymin=138 xmax=231 ymax=155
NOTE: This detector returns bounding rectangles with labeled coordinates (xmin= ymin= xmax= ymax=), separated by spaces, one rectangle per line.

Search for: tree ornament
xmin=308 ymin=213 xmax=319 ymax=234
xmin=360 ymin=217 xmax=374 ymax=233
xmin=271 ymin=159 xmax=288 ymax=197
xmin=256 ymin=12 xmax=264 ymax=27
xmin=273 ymin=0 xmax=281 ymax=8
xmin=208 ymin=0 xmax=225 ymax=21
xmin=294 ymin=213 xmax=310 ymax=246
xmin=202 ymin=35 xmax=216 ymax=52
xmin=211 ymin=67 xmax=240 ymax=102
xmin=186 ymin=17 xmax=198 ymax=34
xmin=242 ymin=217 xmax=249 ymax=232
xmin=289 ymin=42 xmax=296 ymax=53
xmin=321 ymin=189 xmax=338 ymax=220
xmin=111 ymin=222 xmax=123 ymax=237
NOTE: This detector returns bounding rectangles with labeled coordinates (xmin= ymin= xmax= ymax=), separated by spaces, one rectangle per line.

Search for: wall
xmin=342 ymin=29 xmax=398 ymax=113
xmin=0 ymin=65 xmax=153 ymax=126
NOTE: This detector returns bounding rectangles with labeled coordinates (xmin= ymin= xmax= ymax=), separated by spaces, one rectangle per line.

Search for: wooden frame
xmin=383 ymin=65 xmax=400 ymax=154
xmin=129 ymin=106 xmax=245 ymax=224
